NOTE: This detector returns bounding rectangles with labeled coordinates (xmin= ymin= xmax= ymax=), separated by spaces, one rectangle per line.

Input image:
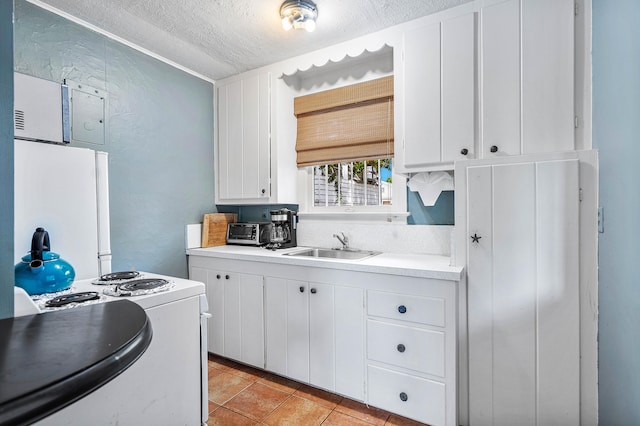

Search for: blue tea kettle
xmin=15 ymin=227 xmax=76 ymax=295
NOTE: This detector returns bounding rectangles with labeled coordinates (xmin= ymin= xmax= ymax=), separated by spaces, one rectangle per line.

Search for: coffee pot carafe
xmin=269 ymin=208 xmax=297 ymax=249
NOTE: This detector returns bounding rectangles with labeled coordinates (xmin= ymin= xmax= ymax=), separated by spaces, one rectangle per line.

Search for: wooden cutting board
xmin=201 ymin=213 xmax=237 ymax=247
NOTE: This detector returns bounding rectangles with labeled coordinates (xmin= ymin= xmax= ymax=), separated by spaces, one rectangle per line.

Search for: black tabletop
xmin=0 ymin=299 xmax=152 ymax=426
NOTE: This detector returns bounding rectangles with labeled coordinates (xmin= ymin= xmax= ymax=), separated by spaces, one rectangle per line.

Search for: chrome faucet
xmin=333 ymin=232 xmax=349 ymax=250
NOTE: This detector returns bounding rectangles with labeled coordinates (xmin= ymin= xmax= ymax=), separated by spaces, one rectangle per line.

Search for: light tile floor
xmin=207 ymin=354 xmax=428 ymax=425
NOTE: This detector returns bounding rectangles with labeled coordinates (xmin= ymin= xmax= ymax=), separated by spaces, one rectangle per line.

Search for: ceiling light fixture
xmin=280 ymin=0 xmax=318 ymax=32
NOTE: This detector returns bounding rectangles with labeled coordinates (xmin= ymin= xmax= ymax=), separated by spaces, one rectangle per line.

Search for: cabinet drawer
xmin=368 ymin=364 xmax=445 ymax=426
xmin=367 ymin=320 xmax=445 ymax=377
xmin=367 ymin=290 xmax=445 ymax=327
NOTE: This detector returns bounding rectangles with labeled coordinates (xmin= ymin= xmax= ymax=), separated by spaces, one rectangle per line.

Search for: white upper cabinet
xmin=402 ymin=21 xmax=442 ymax=169
xmin=399 ymin=11 xmax=476 ymax=172
xmin=480 ymin=0 xmax=520 ymax=157
xmin=397 ymin=0 xmax=575 ymax=172
xmin=216 ymin=72 xmax=271 ymax=203
xmin=520 ymin=0 xmax=575 ymax=153
xmin=480 ymin=0 xmax=575 ymax=158
xmin=442 ymin=13 xmax=477 ymax=163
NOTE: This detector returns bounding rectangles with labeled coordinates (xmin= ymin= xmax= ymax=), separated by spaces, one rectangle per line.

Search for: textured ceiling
xmin=32 ymin=0 xmax=470 ymax=81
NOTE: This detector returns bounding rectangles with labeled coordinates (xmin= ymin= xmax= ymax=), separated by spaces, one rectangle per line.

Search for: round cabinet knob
xmin=460 ymin=148 xmax=469 ymax=156
xmin=399 ymin=392 xmax=408 ymax=402
xmin=397 ymin=344 xmax=406 ymax=353
xmin=216 ymin=274 xmax=221 ymax=279
xmin=261 ymin=188 xmax=266 ymax=194
xmin=225 ymin=275 xmax=230 ymax=280
xmin=310 ymin=288 xmax=317 ymax=294
xmin=299 ymin=286 xmax=305 ymax=293
xmin=397 ymin=305 xmax=407 ymax=314
xmin=490 ymin=145 xmax=498 ymax=153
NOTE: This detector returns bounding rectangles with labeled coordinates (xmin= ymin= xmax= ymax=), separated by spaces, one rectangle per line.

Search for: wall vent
xmin=14 ymin=110 xmax=25 ymax=131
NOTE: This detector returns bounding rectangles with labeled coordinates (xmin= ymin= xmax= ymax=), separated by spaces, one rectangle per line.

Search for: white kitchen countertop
xmin=187 ymin=245 xmax=464 ymax=281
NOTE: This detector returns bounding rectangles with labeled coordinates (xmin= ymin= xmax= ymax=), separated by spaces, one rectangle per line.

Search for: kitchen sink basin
xmin=284 ymin=248 xmax=381 ymax=260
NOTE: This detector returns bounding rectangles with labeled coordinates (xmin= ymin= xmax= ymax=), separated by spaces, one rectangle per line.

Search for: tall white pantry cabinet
xmin=454 ymin=151 xmax=599 ymax=425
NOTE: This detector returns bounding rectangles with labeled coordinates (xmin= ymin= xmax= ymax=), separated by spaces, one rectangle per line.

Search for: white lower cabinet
xmin=367 ymin=320 xmax=445 ymax=377
xmin=368 ymin=365 xmax=446 ymax=426
xmin=188 ymin=256 xmax=457 ymax=424
xmin=366 ymin=283 xmax=456 ymax=426
xmin=265 ymin=277 xmax=364 ymax=400
xmin=189 ymin=266 xmax=264 ymax=368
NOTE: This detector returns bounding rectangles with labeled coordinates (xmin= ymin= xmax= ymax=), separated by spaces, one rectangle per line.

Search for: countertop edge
xmin=186 ymin=247 xmax=464 ymax=281
xmin=0 ymin=300 xmax=153 ymax=426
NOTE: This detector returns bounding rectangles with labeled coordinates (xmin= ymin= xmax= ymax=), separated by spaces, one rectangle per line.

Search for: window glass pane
xmin=313 ymin=158 xmax=393 ymax=207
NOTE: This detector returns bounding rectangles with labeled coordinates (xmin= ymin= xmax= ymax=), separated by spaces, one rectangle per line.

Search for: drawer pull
xmin=398 ymin=305 xmax=407 ymax=314
xmin=397 ymin=344 xmax=406 ymax=353
xmin=399 ymin=392 xmax=408 ymax=402
xmin=299 ymin=286 xmax=305 ymax=293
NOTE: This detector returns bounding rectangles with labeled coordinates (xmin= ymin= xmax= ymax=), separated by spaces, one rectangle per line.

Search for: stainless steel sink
xmin=284 ymin=248 xmax=381 ymax=260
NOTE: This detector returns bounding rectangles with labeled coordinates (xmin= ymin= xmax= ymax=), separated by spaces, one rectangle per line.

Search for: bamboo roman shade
xmin=294 ymin=76 xmax=394 ymax=167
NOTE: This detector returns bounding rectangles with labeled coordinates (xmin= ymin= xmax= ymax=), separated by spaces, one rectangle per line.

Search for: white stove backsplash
xmin=297 ymin=221 xmax=453 ymax=256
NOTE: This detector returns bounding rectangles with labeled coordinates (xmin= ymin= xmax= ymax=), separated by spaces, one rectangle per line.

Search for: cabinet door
xmin=286 ymin=280 xmax=310 ymax=383
xmin=241 ymin=73 xmax=270 ymax=199
xmin=309 ymin=282 xmax=335 ymax=391
xmin=217 ymin=72 xmax=270 ymax=201
xmin=265 ymin=277 xmax=287 ymax=375
xmin=480 ymin=0 xmax=521 ymax=157
xmin=223 ymin=272 xmax=264 ymax=368
xmin=442 ymin=12 xmax=476 ymax=162
xmin=265 ymin=278 xmax=312 ymax=383
xmin=189 ymin=267 xmax=223 ymax=355
xmin=334 ymin=285 xmax=364 ymax=400
xmin=217 ymin=80 xmax=242 ymax=200
xmin=466 ymin=159 xmax=580 ymax=425
xmin=239 ymin=273 xmax=265 ymax=368
xmin=521 ymin=0 xmax=574 ymax=153
xmin=403 ymin=22 xmax=441 ymax=168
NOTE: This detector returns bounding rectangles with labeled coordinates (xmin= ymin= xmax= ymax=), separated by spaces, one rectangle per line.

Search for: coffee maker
xmin=269 ymin=208 xmax=297 ymax=249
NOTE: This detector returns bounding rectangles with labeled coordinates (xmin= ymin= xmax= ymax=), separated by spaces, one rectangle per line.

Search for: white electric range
xmin=25 ymin=272 xmax=209 ymax=426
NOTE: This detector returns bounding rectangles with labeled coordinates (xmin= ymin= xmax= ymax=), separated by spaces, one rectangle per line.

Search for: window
xmin=294 ymin=75 xmax=407 ymax=217
xmin=313 ymin=158 xmax=393 ymax=207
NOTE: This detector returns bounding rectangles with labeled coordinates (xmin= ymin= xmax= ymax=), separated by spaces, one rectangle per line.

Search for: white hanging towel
xmin=407 ymin=171 xmax=454 ymax=206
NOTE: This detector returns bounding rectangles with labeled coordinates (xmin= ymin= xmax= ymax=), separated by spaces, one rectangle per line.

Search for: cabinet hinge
xmin=579 ymin=188 xmax=584 ymax=202
xmin=574 ymin=116 xmax=580 ymax=129
xmin=574 ymin=3 xmax=579 ymax=16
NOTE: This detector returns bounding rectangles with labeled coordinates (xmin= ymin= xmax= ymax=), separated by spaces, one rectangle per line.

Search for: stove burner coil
xmin=103 ymin=278 xmax=173 ymax=297
xmin=91 ymin=271 xmax=142 ymax=285
xmin=101 ymin=271 xmax=140 ymax=281
xmin=45 ymin=291 xmax=100 ymax=307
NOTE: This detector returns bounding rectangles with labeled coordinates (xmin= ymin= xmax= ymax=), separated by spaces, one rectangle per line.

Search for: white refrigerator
xmin=13 ymin=139 xmax=111 ymax=278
